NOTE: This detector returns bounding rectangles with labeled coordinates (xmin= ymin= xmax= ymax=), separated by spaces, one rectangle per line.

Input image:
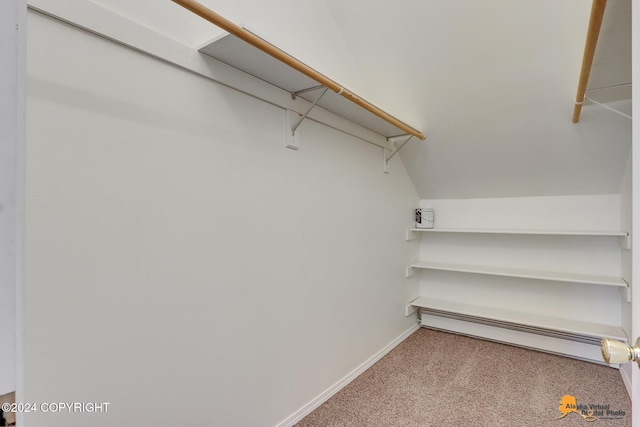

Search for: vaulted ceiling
xmin=92 ymin=0 xmax=631 ymax=199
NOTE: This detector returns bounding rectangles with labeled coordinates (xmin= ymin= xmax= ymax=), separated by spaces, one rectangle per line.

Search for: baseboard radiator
xmin=419 ymin=308 xmax=611 ymax=365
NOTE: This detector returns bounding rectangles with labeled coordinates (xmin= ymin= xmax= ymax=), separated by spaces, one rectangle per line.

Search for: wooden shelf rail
xmin=172 ymin=0 xmax=426 ymax=140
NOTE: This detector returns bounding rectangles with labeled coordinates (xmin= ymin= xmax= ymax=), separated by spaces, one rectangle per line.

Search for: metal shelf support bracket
xmin=291 ymin=86 xmax=329 ymax=136
xmin=623 ymin=285 xmax=632 ymax=303
xmin=386 ymin=135 xmax=413 ymax=162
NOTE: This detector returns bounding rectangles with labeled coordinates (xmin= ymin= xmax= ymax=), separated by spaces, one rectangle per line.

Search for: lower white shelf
xmin=410 ymin=297 xmax=627 ymax=341
xmin=409 ymin=227 xmax=628 ymax=237
xmin=407 ymin=260 xmax=628 ymax=287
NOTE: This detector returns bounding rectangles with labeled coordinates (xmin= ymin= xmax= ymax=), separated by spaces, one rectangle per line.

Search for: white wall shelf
xmin=410 ymin=297 xmax=628 ymax=341
xmin=406 ymin=227 xmax=631 ymax=248
xmin=406 ymin=260 xmax=628 ymax=287
xmin=406 ymin=219 xmax=631 ymax=362
xmin=198 ymin=33 xmax=423 ymax=141
xmin=408 ymin=227 xmax=628 ymax=236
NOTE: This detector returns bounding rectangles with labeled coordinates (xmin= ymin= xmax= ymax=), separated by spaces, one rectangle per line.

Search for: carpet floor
xmin=296 ymin=328 xmax=631 ymax=427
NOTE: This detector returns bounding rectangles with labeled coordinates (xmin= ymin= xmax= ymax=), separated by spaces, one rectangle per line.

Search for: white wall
xmin=24 ymin=11 xmax=419 ymax=427
xmin=0 ymin=0 xmax=25 ymax=397
xmin=418 ymin=195 xmax=624 ymax=326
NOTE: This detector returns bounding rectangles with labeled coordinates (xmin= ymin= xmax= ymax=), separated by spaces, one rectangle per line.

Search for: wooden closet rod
xmin=572 ymin=0 xmax=607 ymax=123
xmin=172 ymin=0 xmax=426 ymax=140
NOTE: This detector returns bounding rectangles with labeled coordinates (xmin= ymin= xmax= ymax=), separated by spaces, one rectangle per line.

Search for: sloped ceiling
xmin=91 ymin=0 xmax=631 ymax=199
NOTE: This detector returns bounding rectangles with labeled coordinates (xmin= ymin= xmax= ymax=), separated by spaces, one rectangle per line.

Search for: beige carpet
xmin=296 ymin=328 xmax=631 ymax=427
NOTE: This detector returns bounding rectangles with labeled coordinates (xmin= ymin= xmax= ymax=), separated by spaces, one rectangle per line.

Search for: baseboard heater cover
xmin=420 ymin=308 xmax=603 ymax=345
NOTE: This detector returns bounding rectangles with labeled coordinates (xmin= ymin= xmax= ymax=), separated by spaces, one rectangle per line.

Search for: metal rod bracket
xmin=292 ymin=85 xmax=325 ymax=99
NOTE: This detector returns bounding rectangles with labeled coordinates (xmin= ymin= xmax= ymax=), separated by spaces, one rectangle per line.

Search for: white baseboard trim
xmin=276 ymin=322 xmax=420 ymax=427
xmin=619 ymin=364 xmax=632 ymax=398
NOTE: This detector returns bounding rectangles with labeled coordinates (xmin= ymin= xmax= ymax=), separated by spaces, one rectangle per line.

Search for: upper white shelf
xmin=406 ymin=227 xmax=631 ymax=249
xmin=198 ymin=32 xmax=419 ymax=139
xmin=408 ymin=228 xmax=628 ymax=237
xmin=199 ymin=33 xmax=318 ymax=94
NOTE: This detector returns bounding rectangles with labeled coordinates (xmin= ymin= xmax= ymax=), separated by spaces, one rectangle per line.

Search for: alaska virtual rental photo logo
xmin=556 ymin=395 xmax=626 ymax=422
